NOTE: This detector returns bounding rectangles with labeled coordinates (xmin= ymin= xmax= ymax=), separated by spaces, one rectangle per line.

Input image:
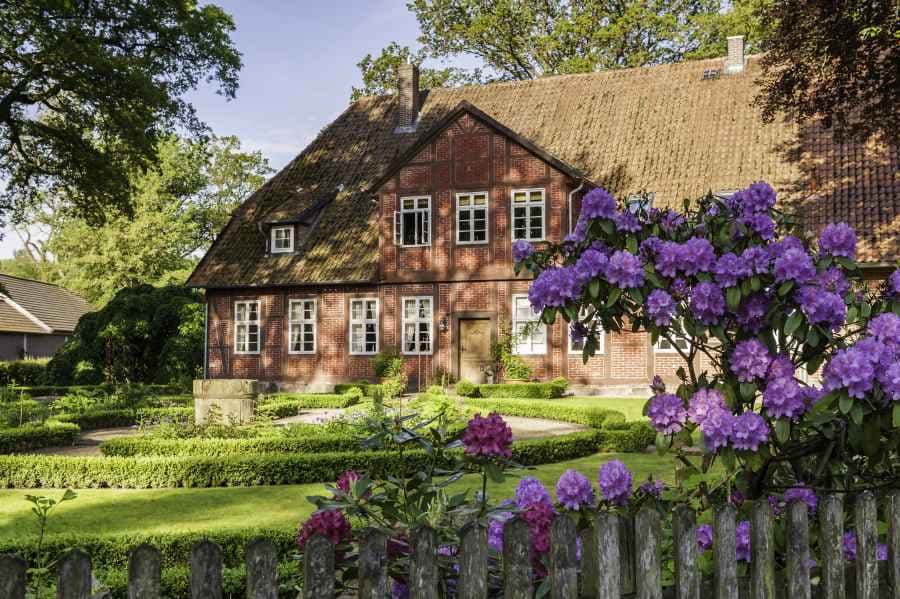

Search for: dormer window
xmin=271 ymin=225 xmax=294 ymax=253
xmin=626 ymin=193 xmax=654 ymax=214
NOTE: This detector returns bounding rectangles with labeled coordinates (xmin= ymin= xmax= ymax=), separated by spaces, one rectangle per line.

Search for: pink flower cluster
xmin=297 ymin=509 xmax=352 ymax=553
xmin=462 ymin=412 xmax=513 ymax=459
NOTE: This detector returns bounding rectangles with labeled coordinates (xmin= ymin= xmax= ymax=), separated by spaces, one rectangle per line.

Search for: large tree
xmin=755 ymin=0 xmax=899 ymax=143
xmin=11 ymin=135 xmax=271 ymax=305
xmin=0 ymin=0 xmax=241 ymax=225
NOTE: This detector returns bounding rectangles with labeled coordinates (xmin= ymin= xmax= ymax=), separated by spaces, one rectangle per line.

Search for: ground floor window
xmin=350 ymin=298 xmax=379 ymax=354
xmin=655 ymin=319 xmax=690 ymax=353
xmin=289 ymin=299 xmax=316 ymax=353
xmin=234 ymin=300 xmax=260 ymax=354
xmin=569 ymin=309 xmax=604 ymax=354
xmin=402 ymin=296 xmax=433 ymax=354
xmin=511 ymin=294 xmax=546 ymax=354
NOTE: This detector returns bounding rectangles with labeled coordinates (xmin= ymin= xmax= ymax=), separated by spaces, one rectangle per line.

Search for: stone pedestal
xmin=193 ymin=379 xmax=261 ymax=425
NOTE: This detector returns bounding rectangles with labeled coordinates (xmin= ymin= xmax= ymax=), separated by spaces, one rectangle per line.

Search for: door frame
xmin=452 ymin=311 xmax=497 ymax=382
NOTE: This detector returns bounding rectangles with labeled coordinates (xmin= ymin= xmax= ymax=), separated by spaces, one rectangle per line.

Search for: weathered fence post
xmin=410 ymin=526 xmax=439 ymax=599
xmin=245 ymin=537 xmax=278 ymax=599
xmin=191 ymin=540 xmax=223 ymax=599
xmin=635 ymin=507 xmax=662 ymax=599
xmin=358 ymin=529 xmax=389 ymax=599
xmin=0 ymin=554 xmax=26 ymax=599
xmin=458 ymin=522 xmax=487 ymax=599
xmin=303 ymin=534 xmax=335 ymax=599
xmin=887 ymin=491 xmax=900 ymax=599
xmin=856 ymin=492 xmax=879 ymax=599
xmin=673 ymin=506 xmax=700 ymax=599
xmin=618 ymin=513 xmax=636 ymax=595
xmin=786 ymin=501 xmax=811 ymax=599
xmin=595 ymin=512 xmax=620 ymax=599
xmin=57 ymin=549 xmax=92 ymax=599
xmin=819 ymin=494 xmax=845 ymax=599
xmin=750 ymin=499 xmax=775 ymax=599
xmin=503 ymin=517 xmax=533 ymax=599
xmin=714 ymin=505 xmax=738 ymax=599
xmin=579 ymin=522 xmax=600 ymax=599
xmin=550 ymin=514 xmax=578 ymax=599
xmin=128 ymin=544 xmax=161 ymax=599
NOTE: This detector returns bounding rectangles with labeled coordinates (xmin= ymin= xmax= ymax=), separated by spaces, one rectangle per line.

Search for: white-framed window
xmin=626 ymin=193 xmax=654 ymax=214
xmin=655 ymin=319 xmax=690 ymax=353
xmin=456 ymin=191 xmax=489 ymax=244
xmin=271 ymin=225 xmax=294 ymax=253
xmin=569 ymin=309 xmax=605 ymax=354
xmin=511 ymin=188 xmax=545 ymax=241
xmin=234 ymin=300 xmax=261 ymax=354
xmin=288 ymin=299 xmax=316 ymax=354
xmin=402 ymin=296 xmax=433 ymax=355
xmin=350 ymin=298 xmax=379 ymax=354
xmin=511 ymin=294 xmax=546 ymax=354
xmin=395 ymin=196 xmax=431 ymax=247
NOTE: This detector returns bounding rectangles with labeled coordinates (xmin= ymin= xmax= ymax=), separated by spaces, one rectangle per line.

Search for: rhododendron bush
xmin=516 ymin=182 xmax=900 ymax=497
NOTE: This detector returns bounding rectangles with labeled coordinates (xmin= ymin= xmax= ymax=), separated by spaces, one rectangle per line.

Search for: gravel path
xmin=32 ymin=427 xmax=138 ymax=457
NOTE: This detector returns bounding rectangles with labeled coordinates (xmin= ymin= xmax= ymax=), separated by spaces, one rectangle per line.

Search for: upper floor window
xmin=457 ymin=192 xmax=488 ymax=244
xmin=234 ymin=300 xmax=260 ymax=354
xmin=512 ymin=294 xmax=546 ymax=354
xmin=511 ymin=189 xmax=545 ymax=241
xmin=402 ymin=296 xmax=433 ymax=355
xmin=626 ymin=193 xmax=654 ymax=214
xmin=569 ymin=309 xmax=605 ymax=354
xmin=395 ymin=196 xmax=431 ymax=247
xmin=289 ymin=299 xmax=316 ymax=354
xmin=350 ymin=298 xmax=379 ymax=354
xmin=271 ymin=226 xmax=294 ymax=253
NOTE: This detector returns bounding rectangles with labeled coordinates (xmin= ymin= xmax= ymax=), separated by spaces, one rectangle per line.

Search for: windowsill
xmin=350 ymin=352 xmax=378 ymax=356
xmin=402 ymin=351 xmax=434 ymax=356
xmin=398 ymin=243 xmax=432 ymax=248
xmin=271 ymin=249 xmax=293 ymax=254
xmin=513 ymin=238 xmax=545 ymax=243
xmin=456 ymin=240 xmax=489 ymax=246
xmin=288 ymin=350 xmax=316 ymax=355
xmin=234 ymin=351 xmax=260 ymax=355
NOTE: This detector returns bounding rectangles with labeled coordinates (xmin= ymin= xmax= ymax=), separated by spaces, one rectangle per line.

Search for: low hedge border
xmin=0 ymin=423 xmax=80 ymax=454
xmin=333 ymin=382 xmax=381 ymax=397
xmin=257 ymin=393 xmax=361 ymax=416
xmin=469 ymin=381 xmax=567 ymax=399
xmin=97 ymin=562 xmax=298 ymax=599
xmin=14 ymin=383 xmax=186 ymax=397
xmin=463 ymin=398 xmax=624 ymax=429
xmin=599 ymin=421 xmax=656 ymax=453
xmin=0 ymin=430 xmax=603 ymax=489
xmin=53 ymin=407 xmax=193 ymax=431
xmin=100 ymin=434 xmax=364 ymax=458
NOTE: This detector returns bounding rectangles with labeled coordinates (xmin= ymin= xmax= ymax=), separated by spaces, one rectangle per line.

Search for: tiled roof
xmin=0 ymin=274 xmax=92 ymax=333
xmin=0 ymin=300 xmax=47 ymax=334
xmin=187 ymin=55 xmax=900 ymax=288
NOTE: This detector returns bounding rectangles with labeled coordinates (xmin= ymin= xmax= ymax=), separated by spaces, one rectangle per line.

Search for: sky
xmin=0 ymin=0 xmax=445 ymax=258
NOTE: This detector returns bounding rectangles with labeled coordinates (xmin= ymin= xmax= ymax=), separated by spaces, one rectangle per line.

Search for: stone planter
xmin=193 ymin=379 xmax=261 ymax=425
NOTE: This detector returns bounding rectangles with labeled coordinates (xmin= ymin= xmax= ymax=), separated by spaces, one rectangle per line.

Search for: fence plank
xmin=410 ymin=526 xmax=439 ymax=599
xmin=57 ymin=549 xmax=92 ymax=599
xmin=672 ymin=506 xmax=699 ymax=599
xmin=749 ymin=499 xmax=775 ymax=599
xmin=714 ymin=505 xmax=738 ymax=599
xmin=635 ymin=507 xmax=662 ymax=599
xmin=618 ymin=514 xmax=636 ymax=595
xmin=303 ymin=534 xmax=335 ymax=599
xmin=550 ymin=514 xmax=578 ymax=599
xmin=856 ymin=492 xmax=879 ymax=599
xmin=579 ymin=523 xmax=599 ymax=599
xmin=128 ymin=544 xmax=161 ymax=599
xmin=458 ymin=522 xmax=488 ymax=599
xmin=0 ymin=554 xmax=26 ymax=599
xmin=358 ymin=529 xmax=389 ymax=599
xmin=503 ymin=517 xmax=532 ymax=599
xmin=191 ymin=540 xmax=223 ymax=599
xmin=819 ymin=494 xmax=845 ymax=599
xmin=245 ymin=537 xmax=278 ymax=599
xmin=786 ymin=500 xmax=811 ymax=599
xmin=595 ymin=512 xmax=620 ymax=599
xmin=888 ymin=492 xmax=900 ymax=599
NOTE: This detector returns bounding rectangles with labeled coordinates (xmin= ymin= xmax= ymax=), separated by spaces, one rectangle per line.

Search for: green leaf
xmin=589 ymin=279 xmax=600 ymax=299
xmin=541 ymin=308 xmax=556 ymax=325
xmin=862 ymin=418 xmax=880 ymax=457
xmin=839 ymin=395 xmax=853 ymax=415
xmin=778 ymin=281 xmax=794 ymax=296
xmin=850 ymin=403 xmax=864 ymax=426
xmin=893 ymin=404 xmax=900 ymax=427
xmin=806 ymin=353 xmax=825 ymax=375
xmin=784 ymin=312 xmax=803 ymax=337
xmin=606 ymin=287 xmax=621 ymax=308
xmin=740 ymin=382 xmax=756 ymax=400
xmin=751 ymin=276 xmax=761 ymax=291
xmin=775 ymin=419 xmax=791 ymax=443
xmin=655 ymin=433 xmax=669 ymax=455
xmin=628 ymin=288 xmax=643 ymax=305
xmin=600 ymin=220 xmax=614 ymax=235
xmin=726 ymin=287 xmax=741 ymax=311
xmin=484 ymin=461 xmax=505 ymax=484
xmin=626 ymin=236 xmax=638 ymax=254
xmin=805 ymin=328 xmax=819 ymax=348
xmin=720 ymin=447 xmax=736 ymax=471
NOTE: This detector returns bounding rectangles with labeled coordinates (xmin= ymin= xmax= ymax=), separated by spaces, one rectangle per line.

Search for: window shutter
xmin=394 ymin=211 xmax=401 ymax=245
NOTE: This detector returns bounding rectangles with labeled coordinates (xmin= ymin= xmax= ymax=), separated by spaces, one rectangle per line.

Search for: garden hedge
xmin=475 ymin=380 xmax=567 ymax=399
xmin=0 ymin=423 xmax=80 ymax=454
xmin=256 ymin=393 xmax=361 ymax=417
xmin=53 ymin=407 xmax=193 ymax=430
xmin=0 ymin=359 xmax=49 ymax=386
xmin=0 ymin=430 xmax=603 ymax=489
xmin=14 ymin=383 xmax=185 ymax=397
xmin=598 ymin=421 xmax=656 ymax=453
xmin=463 ymin=398 xmax=624 ymax=429
xmin=100 ymin=434 xmax=364 ymax=457
xmin=97 ymin=562 xmax=298 ymax=599
xmin=333 ymin=382 xmax=381 ymax=397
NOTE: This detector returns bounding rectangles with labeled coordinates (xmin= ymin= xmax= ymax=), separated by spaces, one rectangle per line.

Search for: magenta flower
xmin=555 ymin=469 xmax=596 ymax=510
xmin=598 ymin=460 xmax=632 ymax=506
xmin=647 ymin=393 xmax=687 ymax=434
xmin=297 ymin=509 xmax=352 ymax=553
xmin=335 ymin=469 xmax=361 ymax=494
xmin=521 ymin=500 xmax=556 ymax=555
xmin=463 ymin=412 xmax=513 ymax=459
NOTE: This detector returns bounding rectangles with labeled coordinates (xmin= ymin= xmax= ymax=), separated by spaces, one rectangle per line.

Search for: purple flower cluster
xmin=742 ymin=246 xmax=771 ymax=274
xmin=817 ymin=267 xmax=850 ymax=295
xmin=574 ymin=248 xmax=609 ymax=284
xmin=647 ymin=393 xmax=687 ymax=434
xmin=690 ymin=281 xmax=726 ymax=325
xmin=696 ymin=524 xmax=714 ymax=552
xmin=763 ymin=376 xmax=807 ymax=420
xmin=796 ymin=286 xmax=846 ymax=330
xmin=890 ymin=270 xmax=900 ymax=298
xmin=733 ymin=181 xmax=777 ymax=215
xmin=842 ymin=532 xmax=890 ymax=562
xmin=687 ymin=388 xmax=727 ymax=426
xmin=740 ymin=214 xmax=775 ymax=240
xmin=715 ymin=253 xmax=751 ymax=287
xmin=881 ymin=362 xmax=900 ymax=401
xmin=735 ymin=521 xmax=751 ymax=562
xmin=529 ymin=266 xmax=582 ymax=311
xmin=774 ymin=248 xmax=816 ymax=284
xmin=823 ymin=346 xmax=876 ymax=399
xmin=638 ymin=479 xmax=665 ymax=498
xmin=598 ymin=460 xmax=632 ymax=506
xmin=767 ymin=354 xmax=795 ymax=380
xmin=819 ymin=223 xmax=857 ymax=259
xmin=867 ymin=313 xmax=900 ymax=348
xmin=700 ymin=406 xmax=735 ymax=451
xmin=682 ymin=238 xmax=717 ymax=275
xmin=731 ymin=411 xmax=770 ymax=451
xmin=730 ymin=339 xmax=772 ymax=382
xmin=581 ymin=188 xmax=618 ymax=220
xmin=614 ymin=211 xmax=642 ymax=233
xmin=646 ymin=289 xmax=676 ymax=326
xmin=463 ymin=412 xmax=513 ymax=459
xmin=516 ymin=476 xmax=553 ymax=509
xmin=555 ymin=469 xmax=596 ymax=510
xmin=735 ymin=293 xmax=770 ymax=333
xmin=487 ymin=511 xmax=513 ymax=552
xmin=512 ymin=239 xmax=534 ymax=263
xmin=783 ymin=484 xmax=817 ymax=513
xmin=605 ymin=250 xmax=644 ymax=289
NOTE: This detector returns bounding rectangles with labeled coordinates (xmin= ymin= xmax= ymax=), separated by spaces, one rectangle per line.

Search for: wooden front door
xmin=459 ymin=319 xmax=492 ymax=383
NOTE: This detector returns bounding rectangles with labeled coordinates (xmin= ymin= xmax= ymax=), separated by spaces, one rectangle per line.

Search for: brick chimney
xmin=396 ymin=62 xmax=420 ymax=132
xmin=724 ymin=36 xmax=745 ymax=74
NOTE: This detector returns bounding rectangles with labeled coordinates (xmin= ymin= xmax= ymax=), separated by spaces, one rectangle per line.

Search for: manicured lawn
xmin=0 ymin=451 xmax=682 ymax=542
xmin=562 ymin=396 xmax=648 ymax=421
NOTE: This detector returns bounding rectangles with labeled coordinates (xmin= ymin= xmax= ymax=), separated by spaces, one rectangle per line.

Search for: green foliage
xmin=598 ymin=422 xmax=656 ymax=453
xmin=374 ymin=349 xmax=407 ymax=401
xmin=23 ymin=489 xmax=78 ymax=597
xmin=52 ymin=407 xmax=192 ymax=431
xmin=99 ymin=435 xmax=363 ymax=458
xmin=0 ymin=399 xmax=47 ymax=427
xmin=490 ymin=327 xmax=533 ymax=380
xmin=0 ymin=2 xmax=240 ymax=223
xmin=475 ymin=380 xmax=567 ymax=399
xmin=425 ymin=385 xmax=445 ymax=395
xmin=455 ymin=380 xmax=477 ymax=397
xmin=371 ymin=347 xmax=403 ymax=379
xmin=46 ymin=285 xmax=203 ymax=386
xmin=407 ymin=393 xmax=464 ymax=424
xmin=256 ymin=393 xmax=362 ymax=418
xmin=0 ymin=360 xmax=49 ymax=386
xmin=0 ymin=424 xmax=80 ymax=454
xmin=333 ymin=382 xmax=382 ymax=397
xmin=463 ymin=398 xmax=623 ymax=429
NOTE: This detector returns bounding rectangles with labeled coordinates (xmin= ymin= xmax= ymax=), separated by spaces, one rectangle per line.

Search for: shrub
xmin=52 ymin=407 xmax=193 ymax=430
xmin=491 ymin=329 xmax=533 ymax=380
xmin=370 ymin=347 xmax=402 ymax=379
xmin=256 ymin=393 xmax=361 ymax=418
xmin=0 ymin=423 xmax=80 ymax=454
xmin=333 ymin=382 xmax=381 ymax=397
xmin=455 ymin=380 xmax=477 ymax=397
xmin=599 ymin=422 xmax=656 ymax=453
xmin=72 ymin=360 xmax=102 ymax=385
xmin=475 ymin=381 xmax=566 ymax=399
xmin=0 ymin=359 xmax=49 ymax=385
xmin=0 ymin=399 xmax=47 ymax=427
xmin=342 ymin=386 xmax=364 ymax=402
xmin=407 ymin=393 xmax=463 ymax=424
xmin=425 ymin=385 xmax=444 ymax=395
xmin=96 ymin=562 xmax=298 ymax=598
xmin=463 ymin=398 xmax=623 ymax=429
xmin=509 ymin=430 xmax=603 ymax=464
xmin=50 ymin=390 xmax=100 ymax=415
xmin=100 ymin=435 xmax=363 ymax=458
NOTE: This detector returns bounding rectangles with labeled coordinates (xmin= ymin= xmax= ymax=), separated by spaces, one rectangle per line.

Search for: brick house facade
xmin=189 ymin=43 xmax=898 ymax=392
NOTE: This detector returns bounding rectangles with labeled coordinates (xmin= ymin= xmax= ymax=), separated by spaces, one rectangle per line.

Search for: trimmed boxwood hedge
xmin=256 ymin=393 xmax=361 ymax=417
xmin=15 ymin=383 xmax=184 ymax=397
xmin=472 ymin=380 xmax=567 ymax=399
xmin=0 ymin=423 xmax=80 ymax=454
xmin=333 ymin=382 xmax=382 ymax=396
xmin=53 ymin=407 xmax=193 ymax=430
xmin=599 ymin=421 xmax=656 ymax=452
xmin=463 ymin=398 xmax=624 ymax=429
xmin=97 ymin=562 xmax=298 ymax=598
xmin=100 ymin=434 xmax=364 ymax=457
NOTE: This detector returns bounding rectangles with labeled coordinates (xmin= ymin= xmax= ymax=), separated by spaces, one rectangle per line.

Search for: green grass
xmin=0 ymin=452 xmax=683 ymax=542
xmin=561 ymin=397 xmax=648 ymax=421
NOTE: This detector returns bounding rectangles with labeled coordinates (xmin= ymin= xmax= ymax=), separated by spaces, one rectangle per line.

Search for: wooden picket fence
xmin=1 ymin=492 xmax=899 ymax=598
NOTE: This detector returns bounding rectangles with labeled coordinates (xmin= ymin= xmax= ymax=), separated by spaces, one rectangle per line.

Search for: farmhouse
xmin=187 ymin=38 xmax=899 ymax=392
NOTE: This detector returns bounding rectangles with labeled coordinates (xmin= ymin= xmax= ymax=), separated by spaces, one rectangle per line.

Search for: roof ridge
xmin=0 ymin=295 xmax=52 ymax=333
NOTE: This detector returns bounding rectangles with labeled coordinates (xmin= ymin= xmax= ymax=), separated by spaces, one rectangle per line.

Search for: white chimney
xmin=396 ymin=63 xmax=420 ymax=132
xmin=724 ymin=36 xmax=745 ymax=74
